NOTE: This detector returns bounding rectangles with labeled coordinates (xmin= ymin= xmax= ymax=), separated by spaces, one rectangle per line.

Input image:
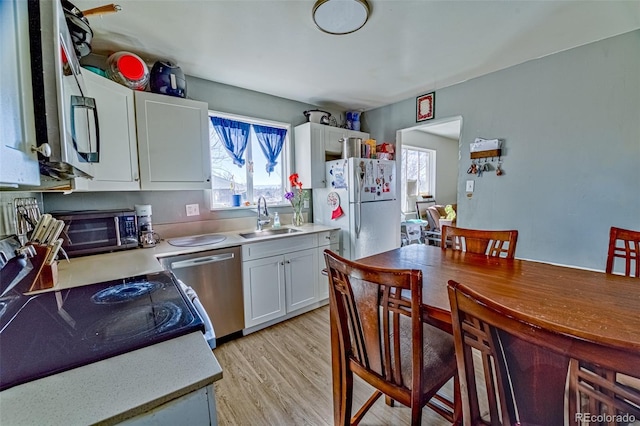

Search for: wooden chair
xmin=441 ymin=225 xmax=518 ymax=259
xmin=606 ymin=226 xmax=640 ymax=277
xmin=324 ymin=249 xmax=460 ymax=425
xmin=447 ymin=279 xmax=640 ymax=426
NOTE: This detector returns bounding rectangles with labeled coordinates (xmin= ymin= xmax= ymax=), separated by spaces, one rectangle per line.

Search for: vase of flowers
xmin=285 ymin=173 xmax=306 ymax=227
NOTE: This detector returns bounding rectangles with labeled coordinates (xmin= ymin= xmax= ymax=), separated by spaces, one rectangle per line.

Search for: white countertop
xmin=1 ymin=223 xmax=338 ymax=424
xmin=0 ymin=333 xmax=222 ymax=425
xmin=50 ymin=223 xmax=339 ymax=290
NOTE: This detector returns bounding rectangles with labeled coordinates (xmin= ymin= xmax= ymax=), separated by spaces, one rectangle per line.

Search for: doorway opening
xmin=396 ymin=116 xmax=461 ymax=220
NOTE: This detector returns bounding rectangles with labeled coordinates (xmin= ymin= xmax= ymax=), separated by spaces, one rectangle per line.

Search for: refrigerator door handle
xmin=355 ymin=162 xmax=365 ymax=238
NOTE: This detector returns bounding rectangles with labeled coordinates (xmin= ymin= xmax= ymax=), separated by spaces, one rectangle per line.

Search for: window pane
xmin=252 ymin=136 xmax=284 ymax=204
xmin=401 ymin=146 xmax=435 ymax=213
xmin=210 ymin=122 xmax=247 ymax=207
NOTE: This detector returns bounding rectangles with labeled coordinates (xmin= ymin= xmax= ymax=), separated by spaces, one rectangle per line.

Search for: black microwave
xmin=51 ymin=209 xmax=138 ymax=257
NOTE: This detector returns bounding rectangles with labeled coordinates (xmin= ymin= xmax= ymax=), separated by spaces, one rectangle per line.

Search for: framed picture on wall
xmin=416 ymin=92 xmax=435 ymax=122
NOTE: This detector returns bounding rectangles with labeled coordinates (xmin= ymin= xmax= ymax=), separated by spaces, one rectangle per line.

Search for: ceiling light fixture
xmin=312 ymin=0 xmax=370 ymax=35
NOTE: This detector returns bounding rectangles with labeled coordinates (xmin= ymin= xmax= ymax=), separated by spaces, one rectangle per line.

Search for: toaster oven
xmin=51 ymin=209 xmax=138 ymax=257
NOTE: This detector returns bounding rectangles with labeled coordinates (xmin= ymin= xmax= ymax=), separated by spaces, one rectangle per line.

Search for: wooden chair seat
xmin=395 ymin=315 xmax=457 ymax=394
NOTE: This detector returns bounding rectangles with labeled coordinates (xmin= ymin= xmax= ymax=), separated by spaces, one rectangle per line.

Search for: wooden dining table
xmin=328 ymin=244 xmax=640 ymax=424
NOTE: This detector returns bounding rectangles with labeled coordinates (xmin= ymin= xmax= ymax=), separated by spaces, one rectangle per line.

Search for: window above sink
xmin=208 ymin=110 xmax=292 ymax=210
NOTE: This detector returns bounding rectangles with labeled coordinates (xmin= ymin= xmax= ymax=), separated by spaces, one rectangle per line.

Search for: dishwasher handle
xmin=170 ymin=253 xmax=235 ymax=270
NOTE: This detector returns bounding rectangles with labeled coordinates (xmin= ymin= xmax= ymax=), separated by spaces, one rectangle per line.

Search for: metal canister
xmin=342 ymin=137 xmax=362 ymax=159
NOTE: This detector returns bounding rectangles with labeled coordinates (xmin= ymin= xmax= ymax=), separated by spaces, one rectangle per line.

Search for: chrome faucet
xmin=256 ymin=196 xmax=270 ymax=231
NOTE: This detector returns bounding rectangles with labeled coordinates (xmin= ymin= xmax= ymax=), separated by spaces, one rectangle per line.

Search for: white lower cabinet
xmin=285 ymin=248 xmax=318 ymax=312
xmin=242 ymin=233 xmax=332 ymax=331
xmin=242 ymin=254 xmax=287 ymax=328
xmin=119 ymin=384 xmax=218 ymax=426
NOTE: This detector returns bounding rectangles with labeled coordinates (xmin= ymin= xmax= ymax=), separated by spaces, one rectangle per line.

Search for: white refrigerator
xmin=313 ymin=158 xmax=400 ymax=260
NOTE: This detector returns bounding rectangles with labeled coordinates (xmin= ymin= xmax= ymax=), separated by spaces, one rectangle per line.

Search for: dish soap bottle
xmin=273 ymin=212 xmax=281 ymax=228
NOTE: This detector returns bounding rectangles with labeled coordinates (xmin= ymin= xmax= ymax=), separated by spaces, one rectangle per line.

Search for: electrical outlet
xmin=303 ymin=199 xmax=309 ymax=209
xmin=466 ymin=180 xmax=475 ymax=192
xmin=186 ymin=204 xmax=200 ymax=217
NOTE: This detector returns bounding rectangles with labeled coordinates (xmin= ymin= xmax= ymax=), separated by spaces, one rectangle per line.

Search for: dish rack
xmin=13 ymin=197 xmax=41 ymax=244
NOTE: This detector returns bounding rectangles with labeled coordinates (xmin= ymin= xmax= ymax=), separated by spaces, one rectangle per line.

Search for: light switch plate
xmin=186 ymin=204 xmax=200 ymax=216
xmin=466 ymin=180 xmax=475 ymax=192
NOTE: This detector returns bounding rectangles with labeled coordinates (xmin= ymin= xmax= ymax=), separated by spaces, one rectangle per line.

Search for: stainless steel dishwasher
xmin=159 ymin=245 xmax=244 ymax=340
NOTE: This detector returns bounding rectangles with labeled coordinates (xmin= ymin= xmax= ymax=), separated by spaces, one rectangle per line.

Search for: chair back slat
xmin=442 ymin=225 xmax=518 ymax=259
xmin=448 ymin=279 xmax=640 ymax=426
xmin=325 ymin=250 xmax=420 ymax=386
xmin=606 ymin=226 xmax=640 ymax=277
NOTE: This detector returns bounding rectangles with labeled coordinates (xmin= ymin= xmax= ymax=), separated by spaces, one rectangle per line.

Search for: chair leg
xmin=410 ymin=403 xmax=423 ymax=426
xmin=385 ymin=395 xmax=395 ymax=407
xmin=453 ymin=375 xmax=463 ymax=426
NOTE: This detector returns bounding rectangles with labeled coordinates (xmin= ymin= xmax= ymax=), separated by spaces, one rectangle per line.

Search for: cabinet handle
xmin=280 ymin=261 xmax=285 ymax=266
xmin=286 ymin=260 xmax=291 ymax=264
xmin=171 ymin=253 xmax=235 ymax=269
xmin=114 ymin=216 xmax=121 ymax=246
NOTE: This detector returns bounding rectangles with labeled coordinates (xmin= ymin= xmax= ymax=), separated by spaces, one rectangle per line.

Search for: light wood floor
xmin=212 ymin=305 xmax=454 ymax=425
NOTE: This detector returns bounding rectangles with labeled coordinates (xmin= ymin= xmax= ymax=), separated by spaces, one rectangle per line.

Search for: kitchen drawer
xmin=242 ymin=234 xmax=316 ymax=261
xmin=317 ymin=230 xmax=339 ymax=247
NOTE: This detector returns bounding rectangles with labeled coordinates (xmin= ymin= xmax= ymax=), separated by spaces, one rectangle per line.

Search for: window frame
xmin=208 ymin=109 xmax=292 ymax=211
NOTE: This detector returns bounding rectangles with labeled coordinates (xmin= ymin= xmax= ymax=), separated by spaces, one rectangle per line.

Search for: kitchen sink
xmin=168 ymin=234 xmax=227 ymax=247
xmin=239 ymin=228 xmax=301 ymax=239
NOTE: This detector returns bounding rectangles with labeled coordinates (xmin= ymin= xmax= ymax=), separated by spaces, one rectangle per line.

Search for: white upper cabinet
xmin=294 ymin=122 xmax=368 ymax=188
xmin=73 ymin=71 xmax=140 ymax=191
xmin=0 ymin=0 xmax=40 ymax=187
xmin=134 ymin=91 xmax=210 ymax=190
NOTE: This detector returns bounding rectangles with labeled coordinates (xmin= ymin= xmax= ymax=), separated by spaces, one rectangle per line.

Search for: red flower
xmin=289 ymin=173 xmax=303 ymax=190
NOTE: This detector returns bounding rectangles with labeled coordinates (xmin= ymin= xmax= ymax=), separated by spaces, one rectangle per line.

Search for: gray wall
xmin=364 ymin=30 xmax=640 ymax=269
xmin=401 ymin=131 xmax=459 ymax=206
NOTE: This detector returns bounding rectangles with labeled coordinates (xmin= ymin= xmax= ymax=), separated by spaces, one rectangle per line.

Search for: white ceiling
xmin=74 ymin=0 xmax=640 ymax=111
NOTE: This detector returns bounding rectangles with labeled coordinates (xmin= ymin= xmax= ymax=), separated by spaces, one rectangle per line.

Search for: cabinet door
xmin=75 ymin=71 xmax=139 ymax=191
xmin=294 ymin=122 xmax=325 ymax=188
xmin=0 ymin=0 xmax=40 ymax=187
xmin=119 ymin=385 xmax=216 ymax=426
xmin=285 ymin=248 xmax=318 ymax=312
xmin=135 ymin=91 xmax=210 ymax=190
xmin=242 ymin=255 xmax=286 ymax=328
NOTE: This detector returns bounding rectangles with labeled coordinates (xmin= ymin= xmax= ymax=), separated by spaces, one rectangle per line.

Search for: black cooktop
xmin=0 ymin=271 xmax=204 ymax=391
